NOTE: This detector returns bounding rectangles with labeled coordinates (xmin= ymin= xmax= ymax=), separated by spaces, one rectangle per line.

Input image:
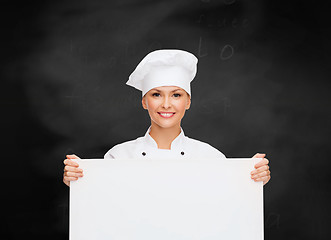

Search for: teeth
xmin=160 ymin=113 xmax=174 ymax=117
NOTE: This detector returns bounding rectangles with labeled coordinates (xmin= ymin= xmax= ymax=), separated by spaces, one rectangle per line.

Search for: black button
xmin=181 ymin=151 xmax=184 ymax=155
xmin=142 ymin=152 xmax=146 ymax=156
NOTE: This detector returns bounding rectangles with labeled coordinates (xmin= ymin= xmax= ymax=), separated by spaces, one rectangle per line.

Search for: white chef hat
xmin=126 ymin=49 xmax=198 ymax=97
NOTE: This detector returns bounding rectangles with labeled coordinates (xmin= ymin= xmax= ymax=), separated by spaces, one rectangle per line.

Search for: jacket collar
xmin=143 ymin=126 xmax=185 ymax=150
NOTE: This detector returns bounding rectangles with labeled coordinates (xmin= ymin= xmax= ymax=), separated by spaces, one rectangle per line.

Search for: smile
xmin=158 ymin=112 xmax=175 ymax=118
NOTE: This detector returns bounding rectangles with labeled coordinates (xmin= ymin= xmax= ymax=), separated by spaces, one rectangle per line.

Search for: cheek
xmin=174 ymin=100 xmax=188 ymax=113
xmin=145 ymin=98 xmax=159 ymax=112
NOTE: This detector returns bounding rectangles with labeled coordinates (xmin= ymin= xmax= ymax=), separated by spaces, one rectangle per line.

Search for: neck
xmin=149 ymin=122 xmax=181 ymax=150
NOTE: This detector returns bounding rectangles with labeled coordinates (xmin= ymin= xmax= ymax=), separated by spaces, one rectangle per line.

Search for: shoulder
xmin=184 ymin=136 xmax=226 ymax=159
xmin=104 ymin=137 xmax=144 ymax=159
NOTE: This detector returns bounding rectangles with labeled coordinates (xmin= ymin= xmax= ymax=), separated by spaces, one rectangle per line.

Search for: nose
xmin=162 ymin=96 xmax=171 ymax=109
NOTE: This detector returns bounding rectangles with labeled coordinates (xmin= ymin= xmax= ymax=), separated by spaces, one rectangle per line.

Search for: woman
xmin=63 ymin=49 xmax=271 ymax=186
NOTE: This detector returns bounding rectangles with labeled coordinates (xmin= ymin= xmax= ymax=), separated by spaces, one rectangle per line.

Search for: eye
xmin=152 ymin=93 xmax=160 ymax=97
xmin=173 ymin=93 xmax=181 ymax=97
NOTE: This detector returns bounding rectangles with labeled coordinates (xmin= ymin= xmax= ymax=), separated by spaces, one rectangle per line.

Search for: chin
xmin=155 ymin=122 xmax=178 ymax=129
xmin=152 ymin=119 xmax=180 ymax=129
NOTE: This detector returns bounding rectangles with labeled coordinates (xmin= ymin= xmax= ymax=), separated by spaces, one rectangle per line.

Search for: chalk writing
xmin=220 ymin=44 xmax=234 ymax=60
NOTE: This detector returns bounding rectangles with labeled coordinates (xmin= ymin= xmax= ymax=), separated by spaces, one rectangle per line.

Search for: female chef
xmin=63 ymin=49 xmax=271 ymax=187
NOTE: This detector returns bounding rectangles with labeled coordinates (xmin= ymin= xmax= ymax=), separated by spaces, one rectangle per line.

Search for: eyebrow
xmin=152 ymin=88 xmax=183 ymax=92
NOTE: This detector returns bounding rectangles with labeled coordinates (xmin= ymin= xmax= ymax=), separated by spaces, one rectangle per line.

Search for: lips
xmin=158 ymin=112 xmax=175 ymax=118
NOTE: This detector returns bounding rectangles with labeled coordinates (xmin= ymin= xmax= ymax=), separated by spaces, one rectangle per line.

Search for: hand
xmin=63 ymin=154 xmax=83 ymax=187
xmin=251 ymin=153 xmax=271 ymax=185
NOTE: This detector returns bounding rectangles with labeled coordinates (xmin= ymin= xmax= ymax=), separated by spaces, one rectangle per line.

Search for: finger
xmin=64 ymin=171 xmax=83 ymax=178
xmin=63 ymin=179 xmax=70 ymax=187
xmin=255 ymin=175 xmax=271 ymax=185
xmin=64 ymin=165 xmax=83 ymax=173
xmin=66 ymin=154 xmax=80 ymax=159
xmin=254 ymin=158 xmax=269 ymax=169
xmin=63 ymin=176 xmax=79 ymax=183
xmin=251 ymin=171 xmax=267 ymax=180
xmin=264 ymin=175 xmax=271 ymax=185
xmin=251 ymin=170 xmax=270 ymax=179
xmin=63 ymin=159 xmax=79 ymax=167
xmin=254 ymin=175 xmax=270 ymax=183
xmin=252 ymin=153 xmax=266 ymax=158
xmin=251 ymin=165 xmax=269 ymax=175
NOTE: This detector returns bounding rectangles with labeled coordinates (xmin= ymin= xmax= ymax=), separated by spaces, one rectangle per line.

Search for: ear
xmin=186 ymin=95 xmax=191 ymax=110
xmin=142 ymin=96 xmax=148 ymax=110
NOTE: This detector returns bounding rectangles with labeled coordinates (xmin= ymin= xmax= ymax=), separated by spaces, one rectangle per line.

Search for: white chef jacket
xmin=104 ymin=126 xmax=226 ymax=160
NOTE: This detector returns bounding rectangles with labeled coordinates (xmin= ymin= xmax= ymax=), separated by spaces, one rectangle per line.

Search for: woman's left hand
xmin=251 ymin=153 xmax=271 ymax=185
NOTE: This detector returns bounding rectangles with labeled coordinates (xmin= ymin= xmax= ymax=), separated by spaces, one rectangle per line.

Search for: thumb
xmin=66 ymin=154 xmax=80 ymax=159
xmin=252 ymin=153 xmax=266 ymax=158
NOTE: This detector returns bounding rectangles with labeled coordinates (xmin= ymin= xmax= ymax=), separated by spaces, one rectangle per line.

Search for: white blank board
xmin=70 ymin=158 xmax=263 ymax=240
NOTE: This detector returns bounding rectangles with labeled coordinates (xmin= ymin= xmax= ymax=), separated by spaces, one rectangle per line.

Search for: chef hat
xmin=126 ymin=49 xmax=198 ymax=97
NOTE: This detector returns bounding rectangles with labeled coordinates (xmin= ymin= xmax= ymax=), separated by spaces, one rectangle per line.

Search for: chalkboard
xmin=2 ymin=0 xmax=331 ymax=239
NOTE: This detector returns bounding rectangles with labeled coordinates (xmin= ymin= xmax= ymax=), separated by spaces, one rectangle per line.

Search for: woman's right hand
xmin=63 ymin=154 xmax=83 ymax=187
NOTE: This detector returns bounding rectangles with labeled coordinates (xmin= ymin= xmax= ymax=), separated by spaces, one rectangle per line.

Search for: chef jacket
xmin=104 ymin=126 xmax=226 ymax=160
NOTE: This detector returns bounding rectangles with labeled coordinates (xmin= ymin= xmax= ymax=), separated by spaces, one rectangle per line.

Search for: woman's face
xmin=142 ymin=86 xmax=191 ymax=129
